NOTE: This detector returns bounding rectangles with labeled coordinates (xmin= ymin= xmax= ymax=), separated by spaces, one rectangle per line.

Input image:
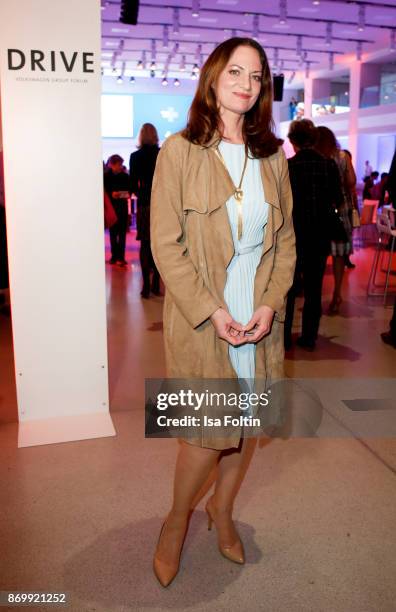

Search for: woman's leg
xmin=155 ymin=441 xmax=221 ymax=563
xmin=139 ymin=240 xmax=151 ymax=296
xmin=213 ymin=437 xmax=256 ymax=510
xmin=208 ymin=437 xmax=257 ymax=546
xmin=332 ymin=254 xmax=345 ymax=301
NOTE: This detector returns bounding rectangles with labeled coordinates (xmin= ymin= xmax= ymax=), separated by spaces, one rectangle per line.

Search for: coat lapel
xmin=206 ymin=146 xmax=235 ymax=260
xmin=260 ymin=156 xmax=284 ymax=261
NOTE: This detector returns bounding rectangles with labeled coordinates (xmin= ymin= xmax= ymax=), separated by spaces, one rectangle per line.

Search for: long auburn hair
xmin=181 ymin=37 xmax=283 ymax=158
xmin=314 ymin=126 xmax=340 ymax=159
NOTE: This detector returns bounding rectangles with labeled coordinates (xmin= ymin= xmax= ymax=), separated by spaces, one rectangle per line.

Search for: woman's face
xmin=213 ymin=45 xmax=263 ymax=117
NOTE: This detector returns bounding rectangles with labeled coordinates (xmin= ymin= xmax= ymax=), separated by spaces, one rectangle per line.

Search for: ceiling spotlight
xmin=117 ymin=75 xmax=123 ymax=84
xmin=137 ymin=50 xmax=146 ymax=70
xmin=111 ymin=50 xmax=118 ymax=72
xmin=112 ymin=67 xmax=117 ymax=74
xmin=173 ymin=8 xmax=180 ymax=34
xmin=273 ymin=47 xmax=279 ymax=68
xmin=195 ymin=43 xmax=202 ymax=60
xmin=163 ymin=25 xmax=169 ymax=48
xmin=326 ymin=22 xmax=332 ymax=46
xmin=329 ymin=51 xmax=334 ymax=70
xmin=252 ymin=14 xmax=259 ymax=39
xmin=192 ymin=63 xmax=200 ymax=74
xmin=129 ymin=76 xmax=135 ymax=83
xmin=174 ymin=78 xmax=180 ymax=87
xmin=101 ymin=67 xmax=104 ymax=75
xmin=390 ymin=29 xmax=396 ymax=51
xmin=296 ymin=35 xmax=302 ymax=56
xmin=162 ymin=77 xmax=168 ymax=86
xmin=287 ymin=71 xmax=296 ymax=84
xmin=191 ymin=71 xmax=198 ymax=80
xmin=192 ymin=0 xmax=200 ymax=18
xmin=150 ymin=60 xmax=156 ymax=70
xmin=150 ymin=69 xmax=155 ymax=78
xmin=279 ymin=0 xmax=287 ymax=25
xmin=357 ymin=4 xmax=365 ymax=31
xmin=179 ymin=55 xmax=186 ymax=71
xmin=312 ymin=0 xmax=320 ymax=4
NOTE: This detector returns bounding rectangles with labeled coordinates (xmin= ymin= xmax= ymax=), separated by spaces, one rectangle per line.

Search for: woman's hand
xmin=242 ymin=305 xmax=275 ymax=343
xmin=210 ymin=308 xmax=246 ymax=346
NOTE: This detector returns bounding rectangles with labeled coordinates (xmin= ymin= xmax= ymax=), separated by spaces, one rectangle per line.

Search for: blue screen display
xmin=134 ymin=94 xmax=193 ymax=140
xmin=101 ymin=93 xmax=193 ymax=140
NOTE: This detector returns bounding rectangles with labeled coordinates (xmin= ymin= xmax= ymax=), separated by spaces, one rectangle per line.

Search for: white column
xmin=304 ymin=77 xmax=313 ymax=119
xmin=348 ymin=61 xmax=362 ymax=165
xmin=0 ymin=0 xmax=115 ymax=447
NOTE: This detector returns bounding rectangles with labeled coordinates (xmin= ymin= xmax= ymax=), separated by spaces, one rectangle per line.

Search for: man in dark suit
xmin=104 ymin=154 xmax=131 ymax=266
xmin=285 ymin=120 xmax=343 ymax=350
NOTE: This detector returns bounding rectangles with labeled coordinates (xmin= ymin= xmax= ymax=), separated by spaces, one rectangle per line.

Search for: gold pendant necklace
xmin=214 ymin=144 xmax=248 ymax=240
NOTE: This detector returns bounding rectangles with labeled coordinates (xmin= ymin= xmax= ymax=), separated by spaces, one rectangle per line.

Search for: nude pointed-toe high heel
xmin=153 ymin=517 xmax=188 ymax=587
xmin=205 ymin=496 xmax=245 ymax=565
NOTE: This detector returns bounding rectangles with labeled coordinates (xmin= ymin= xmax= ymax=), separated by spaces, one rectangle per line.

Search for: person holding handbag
xmin=150 ymin=37 xmax=296 ymax=587
xmin=104 ymin=154 xmax=131 ymax=266
xmin=314 ymin=127 xmax=356 ymax=314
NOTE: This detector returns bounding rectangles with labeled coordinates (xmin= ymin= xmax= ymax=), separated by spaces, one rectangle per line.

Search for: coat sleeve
xmin=261 ymin=149 xmax=296 ymax=314
xmin=129 ymin=152 xmax=138 ymax=196
xmin=150 ymin=136 xmax=222 ymax=329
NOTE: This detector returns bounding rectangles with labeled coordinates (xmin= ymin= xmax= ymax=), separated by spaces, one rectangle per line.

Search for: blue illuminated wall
xmin=102 ymin=92 xmax=194 ymax=163
xmin=134 ymin=93 xmax=193 ymax=141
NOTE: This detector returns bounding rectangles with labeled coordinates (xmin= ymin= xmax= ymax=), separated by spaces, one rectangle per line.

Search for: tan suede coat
xmin=150 ymin=131 xmax=296 ymax=449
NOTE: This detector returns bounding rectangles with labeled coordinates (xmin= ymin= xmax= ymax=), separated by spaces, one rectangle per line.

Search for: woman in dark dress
xmin=129 ymin=123 xmax=161 ymax=298
xmin=314 ymin=126 xmax=356 ymax=314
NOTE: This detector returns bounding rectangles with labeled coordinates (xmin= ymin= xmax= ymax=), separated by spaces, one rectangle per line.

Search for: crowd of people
xmin=103 ymin=118 xmax=396 ymax=349
xmin=362 ymin=167 xmax=389 ymax=205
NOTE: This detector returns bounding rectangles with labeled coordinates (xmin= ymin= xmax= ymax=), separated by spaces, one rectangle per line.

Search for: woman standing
xmin=129 ymin=123 xmax=161 ymax=297
xmin=150 ymin=37 xmax=296 ymax=587
xmin=314 ymin=126 xmax=356 ymax=314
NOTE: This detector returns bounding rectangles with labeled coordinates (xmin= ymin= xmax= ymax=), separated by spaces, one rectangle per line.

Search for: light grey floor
xmin=1 ymin=409 xmax=396 ymax=612
xmin=1 ymin=235 xmax=395 ymax=611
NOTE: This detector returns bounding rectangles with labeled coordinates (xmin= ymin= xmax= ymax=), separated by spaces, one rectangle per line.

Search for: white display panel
xmin=0 ymin=0 xmax=115 ymax=446
xmin=101 ymin=94 xmax=134 ymax=138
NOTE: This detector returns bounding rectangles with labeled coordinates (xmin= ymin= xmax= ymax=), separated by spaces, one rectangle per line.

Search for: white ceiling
xmin=101 ymin=0 xmax=396 ymax=85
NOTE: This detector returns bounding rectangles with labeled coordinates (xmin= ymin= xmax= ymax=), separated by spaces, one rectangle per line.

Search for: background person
xmin=314 ymin=126 xmax=356 ymax=314
xmin=129 ymin=123 xmax=161 ymax=298
xmin=284 ymin=119 xmax=343 ymax=350
xmin=150 ymin=37 xmax=295 ymax=588
xmin=104 ymin=154 xmax=131 ymax=266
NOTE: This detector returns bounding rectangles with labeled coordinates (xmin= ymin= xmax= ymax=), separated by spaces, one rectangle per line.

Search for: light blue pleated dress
xmin=218 ymin=140 xmax=269 ymax=410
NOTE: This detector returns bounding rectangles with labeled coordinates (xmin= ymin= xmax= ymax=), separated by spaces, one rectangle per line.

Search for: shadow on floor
xmin=63 ymin=513 xmax=261 ymax=608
